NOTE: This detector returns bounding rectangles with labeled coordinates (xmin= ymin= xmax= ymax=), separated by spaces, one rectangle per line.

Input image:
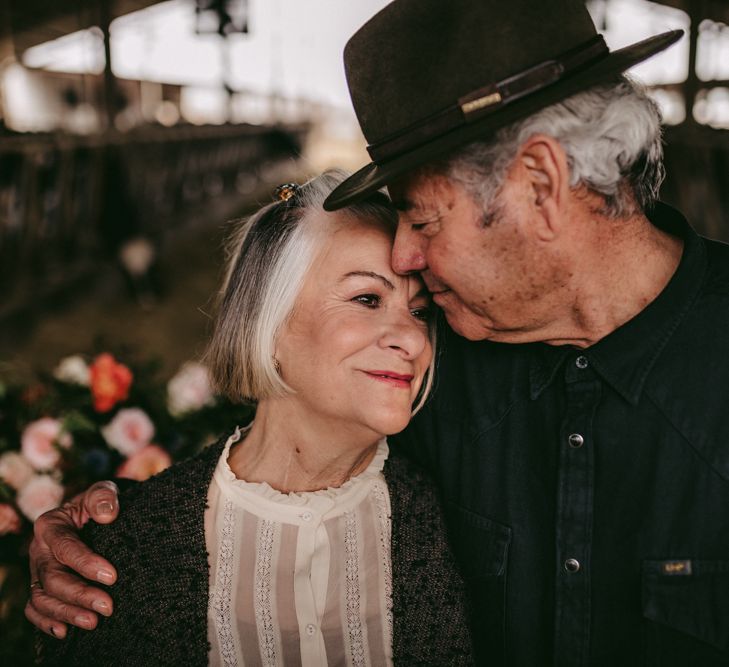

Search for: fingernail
xmin=74 ymin=614 xmax=93 ymax=629
xmin=49 ymin=626 xmax=57 ymax=637
xmin=92 ymin=600 xmax=111 ymax=616
xmin=96 ymin=569 xmax=115 ymax=584
xmin=96 ymin=500 xmax=114 ymax=515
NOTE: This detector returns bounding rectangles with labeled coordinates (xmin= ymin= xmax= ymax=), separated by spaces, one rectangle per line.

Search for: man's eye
xmin=410 ymin=306 xmax=431 ymax=321
xmin=353 ymin=294 xmax=380 ymax=308
xmin=411 ymin=223 xmax=428 ymax=232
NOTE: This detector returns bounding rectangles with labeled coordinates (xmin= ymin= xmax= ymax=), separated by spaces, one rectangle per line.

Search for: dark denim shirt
xmin=392 ymin=203 xmax=729 ymax=666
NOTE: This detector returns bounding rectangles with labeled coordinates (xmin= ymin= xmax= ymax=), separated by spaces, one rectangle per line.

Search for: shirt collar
xmin=529 ymin=202 xmax=707 ymax=404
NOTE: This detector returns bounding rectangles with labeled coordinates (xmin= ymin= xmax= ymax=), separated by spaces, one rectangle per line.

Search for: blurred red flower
xmin=89 ymin=353 xmax=133 ymax=413
xmin=20 ymin=383 xmax=48 ymax=406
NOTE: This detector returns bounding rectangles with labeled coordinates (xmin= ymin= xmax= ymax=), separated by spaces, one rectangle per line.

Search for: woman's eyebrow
xmin=340 ymin=271 xmax=395 ymax=290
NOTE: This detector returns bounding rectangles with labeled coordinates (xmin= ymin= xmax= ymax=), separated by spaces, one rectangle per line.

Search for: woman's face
xmin=275 ymin=215 xmax=433 ymax=440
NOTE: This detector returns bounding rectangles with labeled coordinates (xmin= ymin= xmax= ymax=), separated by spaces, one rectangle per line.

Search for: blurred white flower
xmin=167 ymin=362 xmax=215 ymax=416
xmin=53 ymin=355 xmax=91 ymax=386
xmin=0 ymin=451 xmax=35 ymax=490
xmin=16 ymin=475 xmax=64 ymax=522
xmin=119 ymin=237 xmax=156 ymax=276
xmin=21 ymin=418 xmax=72 ymax=471
xmin=101 ymin=407 xmax=155 ymax=457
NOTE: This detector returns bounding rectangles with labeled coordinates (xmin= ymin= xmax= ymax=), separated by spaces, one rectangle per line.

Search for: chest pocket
xmin=642 ymin=559 xmax=729 ymax=665
xmin=444 ymin=502 xmax=510 ymax=577
xmin=444 ymin=502 xmax=511 ymax=663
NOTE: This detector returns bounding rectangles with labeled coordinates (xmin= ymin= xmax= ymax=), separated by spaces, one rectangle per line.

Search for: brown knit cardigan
xmin=40 ymin=436 xmax=474 ymax=666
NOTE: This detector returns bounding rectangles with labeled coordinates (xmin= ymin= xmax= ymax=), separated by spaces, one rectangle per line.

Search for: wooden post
xmin=683 ymin=0 xmax=705 ymax=125
xmin=99 ymin=0 xmax=115 ymax=130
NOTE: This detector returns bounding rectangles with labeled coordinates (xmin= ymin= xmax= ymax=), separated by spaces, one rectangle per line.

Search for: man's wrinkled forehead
xmin=387 ymin=172 xmax=456 ymax=221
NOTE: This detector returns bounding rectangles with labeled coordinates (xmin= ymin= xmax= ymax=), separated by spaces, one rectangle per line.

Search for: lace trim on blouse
xmin=212 ymin=499 xmax=238 ymax=667
xmin=255 ymin=519 xmax=277 ymax=666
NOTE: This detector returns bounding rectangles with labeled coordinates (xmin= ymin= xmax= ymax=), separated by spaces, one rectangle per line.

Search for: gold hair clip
xmin=274 ymin=183 xmax=299 ymax=202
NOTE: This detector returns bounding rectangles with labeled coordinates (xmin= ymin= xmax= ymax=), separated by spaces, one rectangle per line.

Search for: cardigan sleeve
xmin=38 ymin=440 xmax=225 ymax=667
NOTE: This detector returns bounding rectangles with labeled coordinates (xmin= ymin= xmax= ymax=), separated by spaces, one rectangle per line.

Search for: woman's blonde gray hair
xmin=206 ymin=169 xmax=436 ymax=413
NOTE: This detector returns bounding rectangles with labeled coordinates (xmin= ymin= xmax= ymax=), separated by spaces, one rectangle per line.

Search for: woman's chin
xmin=369 ymin=411 xmax=412 ymax=437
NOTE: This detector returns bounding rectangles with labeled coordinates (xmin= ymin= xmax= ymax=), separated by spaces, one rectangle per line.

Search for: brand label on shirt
xmin=661 ymin=559 xmax=692 ymax=576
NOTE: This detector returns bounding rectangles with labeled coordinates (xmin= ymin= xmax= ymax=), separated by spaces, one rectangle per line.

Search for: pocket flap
xmin=643 ymin=559 xmax=729 ymax=650
xmin=444 ymin=502 xmax=511 ymax=577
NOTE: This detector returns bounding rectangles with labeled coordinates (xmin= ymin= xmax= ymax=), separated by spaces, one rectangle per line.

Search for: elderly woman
xmin=39 ymin=172 xmax=473 ymax=666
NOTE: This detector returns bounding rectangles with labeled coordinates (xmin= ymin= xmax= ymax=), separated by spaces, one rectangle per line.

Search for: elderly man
xmin=25 ymin=0 xmax=729 ymax=665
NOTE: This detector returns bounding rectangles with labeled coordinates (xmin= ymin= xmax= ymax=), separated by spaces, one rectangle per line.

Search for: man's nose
xmin=379 ymin=312 xmax=430 ymax=361
xmin=392 ymin=225 xmax=427 ymax=275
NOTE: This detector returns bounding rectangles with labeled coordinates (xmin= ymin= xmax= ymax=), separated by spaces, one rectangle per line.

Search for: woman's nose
xmin=392 ymin=224 xmax=427 ymax=275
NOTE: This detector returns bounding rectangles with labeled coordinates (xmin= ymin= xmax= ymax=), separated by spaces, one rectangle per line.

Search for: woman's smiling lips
xmin=363 ymin=370 xmax=414 ymax=388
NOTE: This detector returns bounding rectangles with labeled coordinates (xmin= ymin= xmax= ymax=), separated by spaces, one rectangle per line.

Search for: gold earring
xmin=273 ymin=358 xmax=282 ymax=374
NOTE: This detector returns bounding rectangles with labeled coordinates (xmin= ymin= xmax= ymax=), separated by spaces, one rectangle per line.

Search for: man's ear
xmin=516 ymin=134 xmax=571 ymax=241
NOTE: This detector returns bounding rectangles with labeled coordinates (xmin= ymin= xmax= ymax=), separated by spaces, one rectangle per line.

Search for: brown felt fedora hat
xmin=323 ymin=0 xmax=683 ymax=211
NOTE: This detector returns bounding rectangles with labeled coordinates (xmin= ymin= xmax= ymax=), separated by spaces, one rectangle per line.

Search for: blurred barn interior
xmin=0 ymin=0 xmax=728 ymax=377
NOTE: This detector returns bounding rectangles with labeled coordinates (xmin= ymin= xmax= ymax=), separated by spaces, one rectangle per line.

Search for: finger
xmin=41 ymin=566 xmax=114 ymax=618
xmin=24 ymin=600 xmax=68 ymax=639
xmin=39 ymin=528 xmax=117 ymax=586
xmin=27 ymin=585 xmax=99 ymax=632
xmin=81 ymin=481 xmax=120 ymax=525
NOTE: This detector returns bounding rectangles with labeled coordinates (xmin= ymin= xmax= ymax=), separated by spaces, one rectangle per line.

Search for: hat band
xmin=366 ymin=35 xmax=609 ymax=164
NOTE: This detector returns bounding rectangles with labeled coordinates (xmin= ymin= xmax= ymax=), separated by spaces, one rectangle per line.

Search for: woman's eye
xmin=353 ymin=294 xmax=380 ymax=308
xmin=410 ymin=306 xmax=431 ymax=321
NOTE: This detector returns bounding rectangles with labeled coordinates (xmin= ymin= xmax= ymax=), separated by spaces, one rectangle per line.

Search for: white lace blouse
xmin=205 ymin=426 xmax=394 ymax=667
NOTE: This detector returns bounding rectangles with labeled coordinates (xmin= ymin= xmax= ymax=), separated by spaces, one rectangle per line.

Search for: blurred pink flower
xmin=0 ymin=503 xmax=22 ymax=535
xmin=101 ymin=408 xmax=155 ymax=457
xmin=16 ymin=475 xmax=64 ymax=522
xmin=167 ymin=362 xmax=215 ymax=416
xmin=21 ymin=418 xmax=72 ymax=471
xmin=0 ymin=451 xmax=35 ymax=490
xmin=116 ymin=444 xmax=172 ymax=481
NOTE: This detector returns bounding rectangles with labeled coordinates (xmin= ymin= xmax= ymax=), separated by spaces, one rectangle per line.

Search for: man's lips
xmin=363 ymin=370 xmax=414 ymax=389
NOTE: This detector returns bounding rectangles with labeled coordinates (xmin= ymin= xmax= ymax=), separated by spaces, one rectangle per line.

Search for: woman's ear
xmin=516 ymin=134 xmax=571 ymax=241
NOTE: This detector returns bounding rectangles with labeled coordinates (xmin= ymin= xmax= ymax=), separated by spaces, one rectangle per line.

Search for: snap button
xmin=575 ymin=356 xmax=589 ymax=369
xmin=568 ymin=433 xmax=584 ymax=449
xmin=301 ymin=511 xmax=313 ymax=522
xmin=305 ymin=623 xmax=316 ymax=636
xmin=564 ymin=558 xmax=581 ymax=573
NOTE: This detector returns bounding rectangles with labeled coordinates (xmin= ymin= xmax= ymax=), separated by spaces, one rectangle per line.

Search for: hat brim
xmin=324 ymin=30 xmax=683 ymax=211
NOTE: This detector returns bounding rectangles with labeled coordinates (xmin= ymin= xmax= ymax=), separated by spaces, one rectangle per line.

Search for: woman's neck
xmin=226 ymin=399 xmax=381 ymax=493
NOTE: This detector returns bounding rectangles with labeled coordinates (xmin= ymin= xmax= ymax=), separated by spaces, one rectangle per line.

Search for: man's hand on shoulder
xmin=25 ymin=480 xmax=120 ymax=638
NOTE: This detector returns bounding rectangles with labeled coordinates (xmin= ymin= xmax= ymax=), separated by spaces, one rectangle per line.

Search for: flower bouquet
xmin=0 ymin=351 xmax=252 ymax=663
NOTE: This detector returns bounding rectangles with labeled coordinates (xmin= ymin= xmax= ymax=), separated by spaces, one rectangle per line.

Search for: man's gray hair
xmin=445 ymin=77 xmax=665 ymax=219
xmin=206 ymin=170 xmax=436 ymax=412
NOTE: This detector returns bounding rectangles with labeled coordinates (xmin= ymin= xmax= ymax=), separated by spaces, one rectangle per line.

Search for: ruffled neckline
xmin=215 ymin=424 xmax=389 ymax=508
